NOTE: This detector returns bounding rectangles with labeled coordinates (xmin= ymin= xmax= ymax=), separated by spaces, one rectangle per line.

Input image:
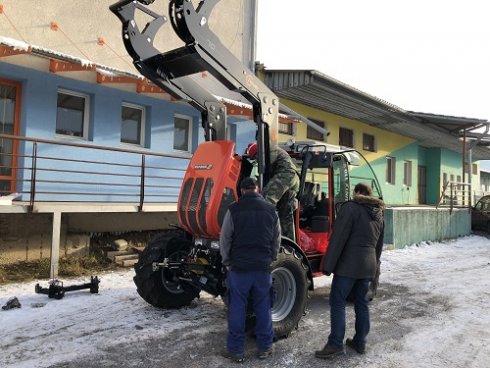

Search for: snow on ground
xmin=1 ymin=235 xmax=489 ymax=368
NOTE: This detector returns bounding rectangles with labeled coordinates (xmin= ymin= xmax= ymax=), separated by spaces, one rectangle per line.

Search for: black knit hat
xmin=240 ymin=177 xmax=257 ymax=190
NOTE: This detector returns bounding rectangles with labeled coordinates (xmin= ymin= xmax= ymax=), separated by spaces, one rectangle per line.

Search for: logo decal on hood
xmin=194 ymin=164 xmax=213 ymax=170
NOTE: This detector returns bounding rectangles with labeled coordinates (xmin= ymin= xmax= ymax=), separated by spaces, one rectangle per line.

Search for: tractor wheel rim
xmin=271 ymin=266 xmax=296 ymax=321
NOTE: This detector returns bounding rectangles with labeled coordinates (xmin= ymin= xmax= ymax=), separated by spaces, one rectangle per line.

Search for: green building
xmin=261 ymin=67 xmax=490 ymax=206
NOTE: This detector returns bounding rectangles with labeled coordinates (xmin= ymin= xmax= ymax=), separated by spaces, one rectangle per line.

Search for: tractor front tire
xmin=133 ymin=232 xmax=200 ymax=308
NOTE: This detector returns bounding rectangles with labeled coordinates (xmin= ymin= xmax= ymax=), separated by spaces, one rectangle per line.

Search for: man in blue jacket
xmin=220 ymin=177 xmax=281 ymax=363
xmin=315 ymin=182 xmax=384 ymax=358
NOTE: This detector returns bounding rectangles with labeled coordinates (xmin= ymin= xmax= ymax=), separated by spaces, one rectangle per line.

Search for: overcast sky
xmin=256 ymin=0 xmax=490 ymax=122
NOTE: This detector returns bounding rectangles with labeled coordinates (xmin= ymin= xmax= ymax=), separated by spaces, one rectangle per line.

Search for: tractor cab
xmin=278 ymin=140 xmax=382 ymax=274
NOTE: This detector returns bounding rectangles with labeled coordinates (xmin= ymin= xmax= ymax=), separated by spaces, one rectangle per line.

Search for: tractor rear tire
xmin=271 ymin=244 xmax=309 ymax=338
xmin=133 ymin=232 xmax=200 ymax=308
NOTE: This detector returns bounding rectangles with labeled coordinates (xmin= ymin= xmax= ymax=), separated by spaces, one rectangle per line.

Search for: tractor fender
xmin=280 ymin=236 xmax=315 ymax=290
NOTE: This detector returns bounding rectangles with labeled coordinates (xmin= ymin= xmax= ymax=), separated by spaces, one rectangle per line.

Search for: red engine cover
xmin=177 ymin=141 xmax=241 ymax=238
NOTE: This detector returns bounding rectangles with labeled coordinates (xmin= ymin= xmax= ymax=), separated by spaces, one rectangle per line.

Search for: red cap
xmin=247 ymin=142 xmax=258 ymax=159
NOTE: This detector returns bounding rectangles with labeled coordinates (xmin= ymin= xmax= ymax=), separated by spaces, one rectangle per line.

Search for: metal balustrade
xmin=437 ymin=181 xmax=472 ymax=211
xmin=0 ymin=134 xmax=190 ymax=210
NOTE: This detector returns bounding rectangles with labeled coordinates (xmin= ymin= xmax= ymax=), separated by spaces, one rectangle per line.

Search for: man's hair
xmin=240 ymin=177 xmax=257 ymax=190
xmin=354 ymin=182 xmax=373 ymax=196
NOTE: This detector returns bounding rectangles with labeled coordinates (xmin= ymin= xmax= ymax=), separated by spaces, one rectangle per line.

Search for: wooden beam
xmin=0 ymin=45 xmax=31 ymax=57
xmin=136 ymin=80 xmax=168 ymax=94
xmin=224 ymin=101 xmax=297 ymax=124
xmin=225 ymin=102 xmax=253 ymax=119
xmin=49 ymin=59 xmax=96 ymax=73
xmin=279 ymin=116 xmax=300 ymax=124
xmin=96 ymin=72 xmax=140 ymax=84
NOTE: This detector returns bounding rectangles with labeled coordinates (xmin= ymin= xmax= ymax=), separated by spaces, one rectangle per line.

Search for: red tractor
xmin=111 ymin=0 xmax=383 ymax=338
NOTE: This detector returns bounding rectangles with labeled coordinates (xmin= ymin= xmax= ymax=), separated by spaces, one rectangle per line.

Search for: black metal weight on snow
xmin=35 ymin=276 xmax=100 ymax=299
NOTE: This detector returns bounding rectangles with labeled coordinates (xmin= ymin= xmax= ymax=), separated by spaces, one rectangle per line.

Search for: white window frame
xmin=279 ymin=121 xmax=294 ymax=135
xmin=403 ymin=160 xmax=412 ymax=186
xmin=386 ymin=156 xmax=396 ymax=185
xmin=307 ymin=118 xmax=325 ymax=141
xmin=339 ymin=127 xmax=354 ymax=148
xmin=56 ymin=89 xmax=89 ymax=139
xmin=362 ymin=133 xmax=376 ymax=152
xmin=121 ymin=102 xmax=145 ymax=147
xmin=173 ymin=114 xmax=192 ymax=153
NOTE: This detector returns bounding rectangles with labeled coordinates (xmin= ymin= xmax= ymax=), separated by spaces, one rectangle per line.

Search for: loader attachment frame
xmin=110 ymin=0 xmax=278 ymax=187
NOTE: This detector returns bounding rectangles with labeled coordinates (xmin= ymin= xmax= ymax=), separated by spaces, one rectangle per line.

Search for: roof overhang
xmin=262 ymin=68 xmax=490 ymax=160
xmin=0 ymin=37 xmax=305 ymax=126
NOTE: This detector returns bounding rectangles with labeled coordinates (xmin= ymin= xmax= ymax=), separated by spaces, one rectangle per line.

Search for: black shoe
xmin=346 ymin=338 xmax=366 ymax=354
xmin=314 ymin=344 xmax=345 ymax=359
xmin=222 ymin=350 xmax=245 ymax=363
xmin=257 ymin=346 xmax=273 ymax=359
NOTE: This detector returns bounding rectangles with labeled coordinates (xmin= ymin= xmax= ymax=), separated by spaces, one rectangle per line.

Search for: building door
xmin=418 ymin=165 xmax=427 ymax=204
xmin=0 ymin=79 xmax=21 ymax=195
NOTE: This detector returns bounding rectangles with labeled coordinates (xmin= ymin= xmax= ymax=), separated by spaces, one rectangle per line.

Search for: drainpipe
xmin=250 ymin=0 xmax=258 ymax=71
xmin=462 ymin=129 xmax=466 ymax=184
xmin=468 ymin=148 xmax=473 ymax=204
xmin=466 ymin=123 xmax=490 ymax=203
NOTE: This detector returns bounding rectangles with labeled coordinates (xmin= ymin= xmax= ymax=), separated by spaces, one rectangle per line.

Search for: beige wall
xmin=0 ymin=0 xmax=251 ymax=73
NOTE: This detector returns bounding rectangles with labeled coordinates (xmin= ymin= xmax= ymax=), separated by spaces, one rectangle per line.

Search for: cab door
xmin=332 ymin=154 xmax=351 ymax=217
xmin=332 ymin=150 xmax=383 ymax=217
xmin=0 ymin=79 xmax=21 ymax=194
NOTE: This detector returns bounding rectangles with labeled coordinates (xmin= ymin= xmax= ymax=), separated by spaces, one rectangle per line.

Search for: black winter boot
xmin=315 ymin=344 xmax=345 ymax=359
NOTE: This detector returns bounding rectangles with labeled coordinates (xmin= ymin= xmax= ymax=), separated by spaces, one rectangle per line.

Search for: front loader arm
xmin=110 ymin=0 xmax=226 ymax=141
xmin=110 ymin=0 xmax=278 ymax=186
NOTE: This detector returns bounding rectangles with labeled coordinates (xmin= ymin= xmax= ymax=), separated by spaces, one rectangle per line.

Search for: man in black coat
xmin=315 ymin=182 xmax=384 ymax=358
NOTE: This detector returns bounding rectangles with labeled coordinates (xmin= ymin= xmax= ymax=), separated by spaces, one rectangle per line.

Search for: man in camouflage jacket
xmin=248 ymin=144 xmax=299 ymax=240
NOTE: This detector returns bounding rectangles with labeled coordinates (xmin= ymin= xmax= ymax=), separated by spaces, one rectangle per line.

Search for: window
xmin=174 ymin=115 xmax=192 ymax=152
xmin=386 ymin=156 xmax=396 ymax=184
xmin=56 ymin=90 xmax=89 ymax=138
xmin=279 ymin=122 xmax=294 ymax=135
xmin=450 ymin=174 xmax=454 ymax=183
xmin=121 ymin=103 xmax=145 ymax=145
xmin=306 ymin=118 xmax=325 ymax=141
xmin=464 ymin=163 xmax=478 ymax=175
xmin=403 ymin=160 xmax=412 ymax=186
xmin=443 ymin=173 xmax=448 ymax=185
xmin=363 ymin=133 xmax=375 ymax=152
xmin=339 ymin=127 xmax=354 ymax=148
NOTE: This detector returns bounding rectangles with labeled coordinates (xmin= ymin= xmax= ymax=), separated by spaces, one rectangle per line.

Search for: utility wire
xmin=56 ymin=25 xmax=91 ymax=61
xmin=1 ymin=6 xmax=28 ymax=42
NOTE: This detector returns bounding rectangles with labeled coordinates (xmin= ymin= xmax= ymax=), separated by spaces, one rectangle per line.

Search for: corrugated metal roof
xmin=263 ymin=69 xmax=490 ymax=160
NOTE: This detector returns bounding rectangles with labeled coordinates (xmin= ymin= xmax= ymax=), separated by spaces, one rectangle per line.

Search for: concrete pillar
xmin=50 ymin=211 xmax=61 ymax=278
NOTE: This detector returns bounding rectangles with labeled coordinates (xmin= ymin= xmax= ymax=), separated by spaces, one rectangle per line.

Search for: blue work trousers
xmin=327 ymin=274 xmax=370 ymax=348
xmin=226 ymin=270 xmax=273 ymax=354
